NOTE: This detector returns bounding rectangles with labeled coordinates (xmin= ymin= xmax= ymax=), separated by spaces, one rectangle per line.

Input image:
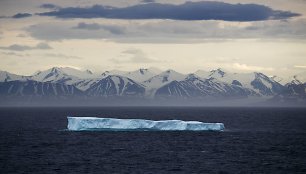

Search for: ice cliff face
xmin=67 ymin=117 xmax=225 ymax=131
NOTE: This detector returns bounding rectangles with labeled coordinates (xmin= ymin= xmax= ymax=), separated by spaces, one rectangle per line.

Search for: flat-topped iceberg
xmin=67 ymin=117 xmax=225 ymax=131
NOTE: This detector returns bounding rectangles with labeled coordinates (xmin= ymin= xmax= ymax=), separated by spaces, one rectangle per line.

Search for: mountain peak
xmin=164 ymin=69 xmax=177 ymax=74
xmin=159 ymin=69 xmax=185 ymax=77
xmin=186 ymin=73 xmax=200 ymax=80
xmin=86 ymin=69 xmax=93 ymax=74
xmin=185 ymin=74 xmax=204 ymax=83
xmin=139 ymin=68 xmax=148 ymax=75
xmin=101 ymin=71 xmax=110 ymax=76
xmin=212 ymin=68 xmax=225 ymax=73
xmin=210 ymin=68 xmax=226 ymax=77
xmin=254 ymin=72 xmax=270 ymax=80
xmin=51 ymin=67 xmax=61 ymax=73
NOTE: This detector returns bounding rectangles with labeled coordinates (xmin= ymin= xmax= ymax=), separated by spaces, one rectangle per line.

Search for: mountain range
xmin=0 ymin=67 xmax=305 ymax=106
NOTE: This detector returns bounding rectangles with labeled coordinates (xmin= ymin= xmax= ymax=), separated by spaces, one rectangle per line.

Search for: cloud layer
xmin=111 ymin=49 xmax=158 ymax=64
xmin=0 ymin=43 xmax=52 ymax=51
xmin=12 ymin=13 xmax=32 ymax=18
xmin=39 ymin=3 xmax=60 ymax=9
xmin=38 ymin=1 xmax=300 ymax=22
xmin=26 ymin=19 xmax=306 ymax=42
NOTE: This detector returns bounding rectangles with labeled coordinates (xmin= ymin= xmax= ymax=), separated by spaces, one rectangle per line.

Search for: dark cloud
xmin=75 ymin=22 xmax=100 ymax=30
xmin=12 ymin=13 xmax=32 ymax=18
xmin=0 ymin=43 xmax=52 ymax=51
xmin=38 ymin=1 xmax=300 ymax=22
xmin=40 ymin=3 xmax=60 ymax=9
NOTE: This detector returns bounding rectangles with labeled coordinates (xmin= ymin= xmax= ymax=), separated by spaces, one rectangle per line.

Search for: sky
xmin=0 ymin=0 xmax=306 ymax=77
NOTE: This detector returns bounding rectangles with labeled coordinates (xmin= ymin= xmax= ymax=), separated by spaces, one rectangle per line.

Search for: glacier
xmin=67 ymin=117 xmax=225 ymax=131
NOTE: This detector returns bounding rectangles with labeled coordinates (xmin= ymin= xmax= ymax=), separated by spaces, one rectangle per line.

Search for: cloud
xmin=111 ymin=49 xmax=158 ymax=63
xmin=0 ymin=42 xmax=52 ymax=51
xmin=38 ymin=1 xmax=300 ymax=22
xmin=74 ymin=22 xmax=125 ymax=34
xmin=294 ymin=65 xmax=306 ymax=69
xmin=1 ymin=52 xmax=30 ymax=57
xmin=1 ymin=51 xmax=81 ymax=60
xmin=44 ymin=53 xmax=82 ymax=59
xmin=40 ymin=3 xmax=60 ymax=9
xmin=201 ymin=62 xmax=276 ymax=73
xmin=17 ymin=33 xmax=27 ymax=37
xmin=12 ymin=13 xmax=32 ymax=18
xmin=232 ymin=63 xmax=275 ymax=71
xmin=26 ymin=19 xmax=306 ymax=42
xmin=36 ymin=43 xmax=52 ymax=49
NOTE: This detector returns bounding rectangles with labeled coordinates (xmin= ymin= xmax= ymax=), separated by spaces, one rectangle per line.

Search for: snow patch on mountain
xmin=143 ymin=70 xmax=186 ymax=96
xmin=124 ymin=68 xmax=156 ymax=82
xmin=101 ymin=70 xmax=127 ymax=77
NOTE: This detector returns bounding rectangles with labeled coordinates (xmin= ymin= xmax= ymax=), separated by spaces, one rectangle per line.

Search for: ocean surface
xmin=1 ymin=107 xmax=306 ymax=174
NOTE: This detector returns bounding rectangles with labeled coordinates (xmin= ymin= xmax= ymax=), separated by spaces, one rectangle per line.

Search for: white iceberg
xmin=67 ymin=117 xmax=225 ymax=131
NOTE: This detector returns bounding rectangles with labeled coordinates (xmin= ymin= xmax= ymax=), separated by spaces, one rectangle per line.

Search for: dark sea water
xmin=1 ymin=107 xmax=306 ymax=174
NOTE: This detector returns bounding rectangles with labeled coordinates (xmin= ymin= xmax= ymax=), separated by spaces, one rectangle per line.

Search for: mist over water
xmin=1 ymin=107 xmax=306 ymax=173
xmin=1 ymin=97 xmax=305 ymax=107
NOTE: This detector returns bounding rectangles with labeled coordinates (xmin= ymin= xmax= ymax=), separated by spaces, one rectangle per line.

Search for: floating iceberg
xmin=67 ymin=117 xmax=225 ymax=131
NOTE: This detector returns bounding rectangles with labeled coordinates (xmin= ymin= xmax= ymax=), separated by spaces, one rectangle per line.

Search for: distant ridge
xmin=0 ymin=67 xmax=305 ymax=106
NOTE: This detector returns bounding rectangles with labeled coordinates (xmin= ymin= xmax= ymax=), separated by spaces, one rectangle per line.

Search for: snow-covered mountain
xmin=143 ymin=70 xmax=186 ymax=88
xmin=124 ymin=68 xmax=156 ymax=82
xmin=144 ymin=67 xmax=163 ymax=75
xmin=268 ymin=71 xmax=306 ymax=86
xmin=279 ymin=71 xmax=306 ymax=100
xmin=0 ymin=71 xmax=29 ymax=82
xmin=288 ymin=71 xmax=306 ymax=85
xmin=71 ymin=79 xmax=99 ymax=91
xmin=30 ymin=67 xmax=102 ymax=91
xmin=1 ymin=67 xmax=305 ymax=105
xmin=31 ymin=67 xmax=97 ymax=82
xmin=101 ymin=70 xmax=127 ymax=77
xmin=195 ymin=68 xmax=284 ymax=96
xmin=142 ymin=69 xmax=186 ymax=96
xmin=0 ymin=80 xmax=83 ymax=97
xmin=155 ymin=74 xmax=257 ymax=98
xmin=86 ymin=75 xmax=145 ymax=97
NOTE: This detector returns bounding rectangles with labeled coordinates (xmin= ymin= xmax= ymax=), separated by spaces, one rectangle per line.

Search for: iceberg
xmin=67 ymin=117 xmax=225 ymax=131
